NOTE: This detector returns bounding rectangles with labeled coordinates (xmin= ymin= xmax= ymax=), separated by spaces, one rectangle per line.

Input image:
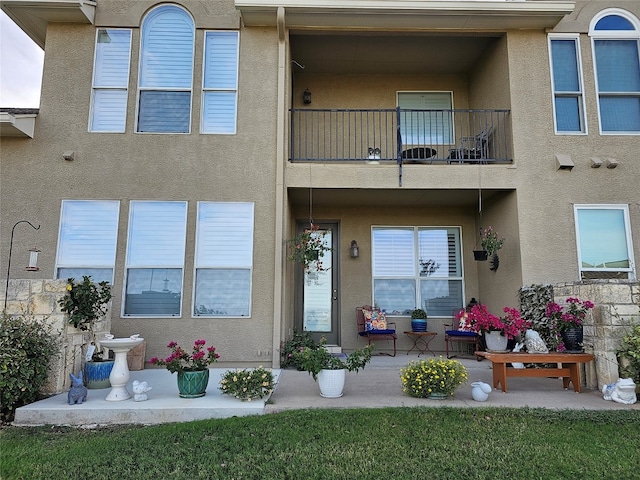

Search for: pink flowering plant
xmin=545 ymin=297 xmax=594 ymax=351
xmin=150 ymin=339 xmax=220 ymax=374
xmin=479 ymin=226 xmax=505 ymax=255
xmin=465 ymin=304 xmax=530 ymax=339
xmin=287 ymin=223 xmax=331 ymax=271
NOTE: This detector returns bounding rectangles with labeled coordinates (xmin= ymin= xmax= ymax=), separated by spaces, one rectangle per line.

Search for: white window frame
xmin=193 ymin=202 xmax=254 ymax=317
xmin=201 ymin=31 xmax=239 ymax=134
xmin=397 ymin=91 xmax=454 ymax=146
xmin=55 ymin=200 xmax=120 ymax=283
xmin=371 ymin=226 xmax=464 ymax=317
xmin=574 ymin=204 xmax=636 ymax=280
xmin=123 ymin=201 xmax=188 ymax=317
xmin=89 ymin=28 xmax=132 ymax=133
xmin=136 ymin=4 xmax=195 ymax=134
xmin=589 ymin=8 xmax=640 ymax=135
xmin=548 ymin=33 xmax=587 ymax=135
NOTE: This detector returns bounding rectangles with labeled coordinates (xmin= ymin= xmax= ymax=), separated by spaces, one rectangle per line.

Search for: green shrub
xmin=280 ymin=329 xmax=317 ymax=369
xmin=0 ymin=313 xmax=60 ymax=423
xmin=617 ymin=323 xmax=640 ymax=384
xmin=519 ymin=284 xmax=555 ymax=347
xmin=219 ymin=366 xmax=275 ymax=401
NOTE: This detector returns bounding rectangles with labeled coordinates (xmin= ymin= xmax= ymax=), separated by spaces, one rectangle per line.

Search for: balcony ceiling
xmin=236 ymin=1 xmax=575 ymax=31
xmin=291 ymin=33 xmax=497 ymax=74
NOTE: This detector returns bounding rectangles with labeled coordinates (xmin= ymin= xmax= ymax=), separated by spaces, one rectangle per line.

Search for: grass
xmin=2 ymin=407 xmax=639 ymax=479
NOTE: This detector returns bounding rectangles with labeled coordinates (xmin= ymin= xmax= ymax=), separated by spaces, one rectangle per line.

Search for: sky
xmin=0 ymin=11 xmax=44 ymax=108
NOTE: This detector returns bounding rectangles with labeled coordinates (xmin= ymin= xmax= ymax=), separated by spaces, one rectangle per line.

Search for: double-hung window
xmin=124 ymin=201 xmax=187 ymax=316
xmin=55 ymin=200 xmax=120 ymax=283
xmin=589 ymin=10 xmax=640 ymax=134
xmin=398 ymin=92 xmax=454 ymax=146
xmin=372 ymin=227 xmax=463 ymax=316
xmin=194 ymin=202 xmax=254 ymax=317
xmin=137 ymin=5 xmax=194 ymax=133
xmin=89 ymin=29 xmax=132 ymax=132
xmin=548 ymin=34 xmax=586 ymax=134
xmin=202 ymin=31 xmax=239 ymax=134
xmin=574 ymin=205 xmax=635 ymax=280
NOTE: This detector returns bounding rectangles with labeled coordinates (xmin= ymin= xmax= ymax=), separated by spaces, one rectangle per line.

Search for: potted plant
xmin=464 ymin=304 xmax=530 ymax=352
xmin=410 ymin=308 xmax=428 ymax=332
xmin=293 ymin=338 xmax=374 ymax=397
xmin=546 ymin=297 xmax=594 ymax=352
xmin=150 ymin=339 xmax=221 ymax=398
xmin=280 ymin=329 xmax=318 ymax=369
xmin=219 ymin=366 xmax=275 ymax=401
xmin=287 ymin=223 xmax=332 ymax=271
xmin=616 ymin=323 xmax=640 ymax=392
xmin=58 ymin=276 xmax=113 ymax=389
xmin=478 ymin=226 xmax=505 ymax=270
xmin=400 ymin=357 xmax=468 ymax=399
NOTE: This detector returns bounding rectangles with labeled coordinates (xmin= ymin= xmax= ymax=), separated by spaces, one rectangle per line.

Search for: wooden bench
xmin=476 ymin=351 xmax=595 ymax=393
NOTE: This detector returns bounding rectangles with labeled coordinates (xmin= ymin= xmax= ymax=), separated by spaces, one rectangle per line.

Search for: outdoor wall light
xmin=303 ymin=88 xmax=312 ymax=105
xmin=350 ymin=240 xmax=360 ymax=258
xmin=26 ymin=247 xmax=40 ymax=271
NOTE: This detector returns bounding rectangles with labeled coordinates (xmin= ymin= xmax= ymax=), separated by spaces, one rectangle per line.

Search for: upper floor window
xmin=398 ymin=92 xmax=454 ymax=146
xmin=56 ymin=200 xmax=120 ymax=283
xmin=548 ymin=35 xmax=586 ymax=134
xmin=574 ymin=204 xmax=635 ymax=281
xmin=194 ymin=202 xmax=254 ymax=316
xmin=124 ymin=201 xmax=187 ymax=316
xmin=202 ymin=31 xmax=239 ymax=134
xmin=137 ymin=5 xmax=194 ymax=133
xmin=372 ymin=226 xmax=463 ymax=317
xmin=589 ymin=9 xmax=640 ymax=134
xmin=89 ymin=29 xmax=132 ymax=133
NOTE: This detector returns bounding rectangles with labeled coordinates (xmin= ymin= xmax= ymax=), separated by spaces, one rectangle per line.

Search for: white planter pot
xmin=484 ymin=331 xmax=509 ymax=352
xmin=317 ymin=369 xmax=346 ymax=398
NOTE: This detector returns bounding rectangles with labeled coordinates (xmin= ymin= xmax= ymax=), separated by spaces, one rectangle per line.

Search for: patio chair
xmin=444 ymin=308 xmax=482 ymax=360
xmin=448 ymin=126 xmax=493 ymax=163
xmin=356 ymin=306 xmax=397 ymax=356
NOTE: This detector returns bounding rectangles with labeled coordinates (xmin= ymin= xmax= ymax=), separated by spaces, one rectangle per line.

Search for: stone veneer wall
xmin=553 ymin=280 xmax=640 ymax=390
xmin=2 ymin=278 xmax=111 ymax=394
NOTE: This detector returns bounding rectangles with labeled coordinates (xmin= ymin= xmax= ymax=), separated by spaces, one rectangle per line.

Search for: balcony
xmin=290 ymin=108 xmax=511 ymax=164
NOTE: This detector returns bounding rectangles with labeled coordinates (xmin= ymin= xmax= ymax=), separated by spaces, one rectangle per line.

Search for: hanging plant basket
xmin=287 ymin=223 xmax=331 ymax=271
xmin=473 ymin=250 xmax=488 ymax=261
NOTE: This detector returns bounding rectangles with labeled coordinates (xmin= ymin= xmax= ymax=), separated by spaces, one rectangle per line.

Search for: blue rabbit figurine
xmin=68 ymin=371 xmax=88 ymax=405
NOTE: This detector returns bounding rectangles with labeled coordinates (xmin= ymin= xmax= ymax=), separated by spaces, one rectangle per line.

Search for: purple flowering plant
xmin=463 ymin=304 xmax=530 ymax=340
xmin=150 ymin=339 xmax=220 ymax=374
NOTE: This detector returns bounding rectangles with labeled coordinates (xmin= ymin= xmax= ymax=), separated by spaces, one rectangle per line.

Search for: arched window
xmin=589 ymin=9 xmax=640 ymax=134
xmin=137 ymin=5 xmax=194 ymax=133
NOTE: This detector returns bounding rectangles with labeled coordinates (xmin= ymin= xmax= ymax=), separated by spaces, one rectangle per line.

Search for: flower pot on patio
xmin=484 ymin=331 xmax=509 ymax=352
xmin=317 ymin=369 xmax=346 ymax=398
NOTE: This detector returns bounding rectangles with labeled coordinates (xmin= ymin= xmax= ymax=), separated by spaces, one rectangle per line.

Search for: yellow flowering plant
xmin=219 ymin=366 xmax=275 ymax=401
xmin=400 ymin=357 xmax=468 ymax=398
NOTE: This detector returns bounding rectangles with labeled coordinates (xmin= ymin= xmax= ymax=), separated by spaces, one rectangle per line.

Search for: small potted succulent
xmin=410 ymin=308 xmax=428 ymax=332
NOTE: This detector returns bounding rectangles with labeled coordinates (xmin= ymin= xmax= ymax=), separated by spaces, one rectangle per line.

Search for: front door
xmin=295 ymin=221 xmax=340 ymax=345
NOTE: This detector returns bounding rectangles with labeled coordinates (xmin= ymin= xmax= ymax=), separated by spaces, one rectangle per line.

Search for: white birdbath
xmin=100 ymin=337 xmax=144 ymax=401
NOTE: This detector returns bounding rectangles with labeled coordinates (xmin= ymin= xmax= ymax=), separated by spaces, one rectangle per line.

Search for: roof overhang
xmin=0 ymin=110 xmax=38 ymax=138
xmin=235 ymin=0 xmax=576 ymax=31
xmin=1 ymin=0 xmax=96 ymax=49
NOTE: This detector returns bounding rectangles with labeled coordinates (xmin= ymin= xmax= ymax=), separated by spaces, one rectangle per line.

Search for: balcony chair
xmin=356 ymin=306 xmax=397 ymax=356
xmin=448 ymin=126 xmax=493 ymax=163
xmin=444 ymin=309 xmax=482 ymax=360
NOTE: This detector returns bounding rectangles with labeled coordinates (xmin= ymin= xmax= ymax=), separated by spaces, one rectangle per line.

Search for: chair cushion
xmin=362 ymin=308 xmax=387 ymax=331
xmin=360 ymin=329 xmax=396 ymax=336
xmin=445 ymin=330 xmax=477 ymax=337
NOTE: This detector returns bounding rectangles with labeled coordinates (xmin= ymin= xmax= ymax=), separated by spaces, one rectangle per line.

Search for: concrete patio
xmin=13 ymin=354 xmax=638 ymax=427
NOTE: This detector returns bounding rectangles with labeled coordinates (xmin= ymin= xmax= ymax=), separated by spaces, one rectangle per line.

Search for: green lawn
xmin=2 ymin=407 xmax=639 ymax=479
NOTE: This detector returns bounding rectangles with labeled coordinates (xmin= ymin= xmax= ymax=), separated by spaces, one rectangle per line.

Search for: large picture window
xmin=124 ymin=201 xmax=187 ymax=316
xmin=548 ymin=35 xmax=586 ymax=134
xmin=372 ymin=227 xmax=463 ymax=316
xmin=202 ymin=31 xmax=239 ymax=134
xmin=89 ymin=29 xmax=132 ymax=132
xmin=137 ymin=5 xmax=194 ymax=133
xmin=574 ymin=205 xmax=635 ymax=280
xmin=194 ymin=202 xmax=254 ymax=317
xmin=56 ymin=200 xmax=120 ymax=283
xmin=589 ymin=10 xmax=640 ymax=134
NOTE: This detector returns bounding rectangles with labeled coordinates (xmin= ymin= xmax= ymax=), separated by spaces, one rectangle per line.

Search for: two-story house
xmin=2 ymin=0 xmax=638 ymax=369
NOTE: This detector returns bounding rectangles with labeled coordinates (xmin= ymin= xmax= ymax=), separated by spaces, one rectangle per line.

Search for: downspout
xmin=271 ymin=6 xmax=286 ymax=368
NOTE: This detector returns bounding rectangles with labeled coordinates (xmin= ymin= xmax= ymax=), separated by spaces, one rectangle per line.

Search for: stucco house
xmin=1 ymin=1 xmax=639 ymax=381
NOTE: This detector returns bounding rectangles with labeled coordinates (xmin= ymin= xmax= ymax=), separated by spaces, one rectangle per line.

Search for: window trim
xmin=88 ymin=28 xmax=132 ymax=133
xmin=201 ymin=30 xmax=240 ymax=135
xmin=371 ymin=225 xmax=464 ymax=317
xmin=589 ymin=8 xmax=640 ymax=135
xmin=574 ymin=204 xmax=636 ymax=280
xmin=135 ymin=4 xmax=195 ymax=135
xmin=548 ymin=33 xmax=587 ymax=135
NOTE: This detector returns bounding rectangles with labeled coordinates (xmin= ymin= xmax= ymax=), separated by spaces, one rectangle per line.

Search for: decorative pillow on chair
xmin=457 ymin=312 xmax=474 ymax=332
xmin=363 ymin=308 xmax=387 ymax=331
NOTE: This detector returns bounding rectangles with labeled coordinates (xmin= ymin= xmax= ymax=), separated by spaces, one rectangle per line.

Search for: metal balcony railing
xmin=289 ymin=108 xmax=511 ymax=164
